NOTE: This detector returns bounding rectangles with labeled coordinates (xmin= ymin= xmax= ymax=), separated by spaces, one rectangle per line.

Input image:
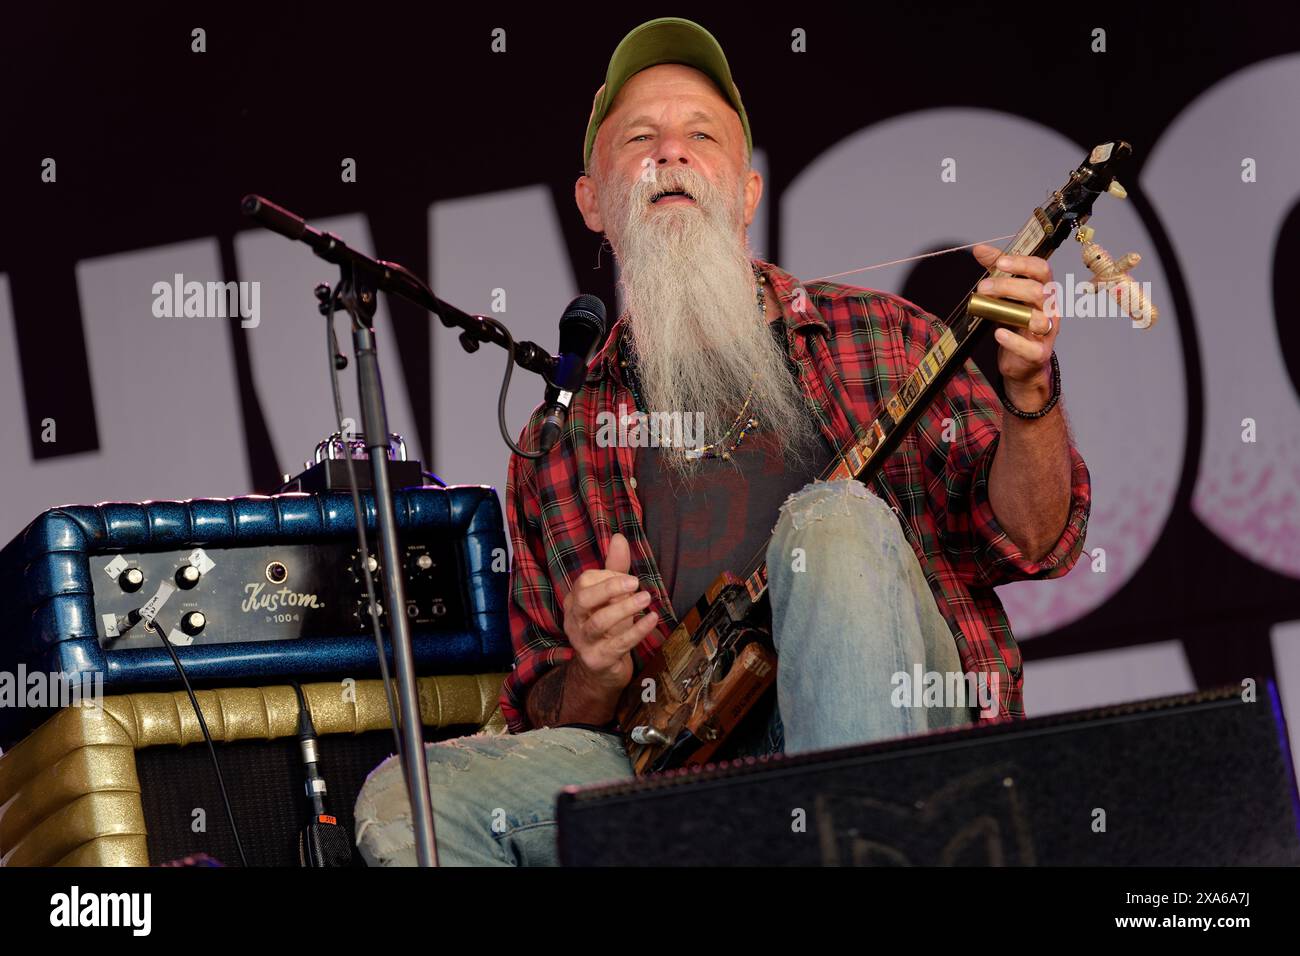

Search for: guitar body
xmin=617 ymin=571 xmax=776 ymax=775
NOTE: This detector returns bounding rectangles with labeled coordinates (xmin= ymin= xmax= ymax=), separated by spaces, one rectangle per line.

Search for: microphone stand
xmin=241 ymin=194 xmax=562 ymax=867
xmin=331 ymin=261 xmax=437 ymax=866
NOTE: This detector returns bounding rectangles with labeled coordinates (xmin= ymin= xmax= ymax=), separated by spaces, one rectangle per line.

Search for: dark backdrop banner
xmin=2 ymin=3 xmax=1298 ymax=737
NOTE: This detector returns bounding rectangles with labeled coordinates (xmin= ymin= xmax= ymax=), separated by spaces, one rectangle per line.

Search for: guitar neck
xmin=732 ymin=209 xmax=1073 ymax=610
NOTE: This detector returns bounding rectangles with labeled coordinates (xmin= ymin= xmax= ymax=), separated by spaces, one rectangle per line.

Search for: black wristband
xmin=1001 ymin=352 xmax=1061 ymax=419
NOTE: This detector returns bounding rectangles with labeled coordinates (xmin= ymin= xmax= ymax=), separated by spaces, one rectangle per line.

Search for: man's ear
xmin=575 ymin=174 xmax=604 ymax=234
xmin=742 ymin=165 xmax=764 ymax=229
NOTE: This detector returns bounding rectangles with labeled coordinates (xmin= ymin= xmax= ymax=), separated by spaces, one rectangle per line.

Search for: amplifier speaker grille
xmin=137 ymin=726 xmax=475 ymax=867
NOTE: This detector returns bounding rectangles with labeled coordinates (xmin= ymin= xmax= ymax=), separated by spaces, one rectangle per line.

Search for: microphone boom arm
xmin=242 ymin=194 xmax=559 ymax=384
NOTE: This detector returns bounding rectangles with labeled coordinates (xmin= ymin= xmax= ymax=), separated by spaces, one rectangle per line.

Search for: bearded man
xmin=355 ymin=17 xmax=1090 ymax=866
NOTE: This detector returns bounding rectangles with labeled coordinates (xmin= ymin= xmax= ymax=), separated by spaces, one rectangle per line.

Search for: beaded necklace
xmin=619 ymin=269 xmax=768 ymax=461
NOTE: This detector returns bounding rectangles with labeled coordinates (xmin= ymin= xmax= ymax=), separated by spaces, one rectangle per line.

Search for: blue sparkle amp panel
xmin=0 ymin=486 xmax=510 ymax=745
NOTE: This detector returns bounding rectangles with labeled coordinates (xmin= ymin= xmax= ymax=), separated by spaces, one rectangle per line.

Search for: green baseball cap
xmin=583 ymin=17 xmax=752 ymax=173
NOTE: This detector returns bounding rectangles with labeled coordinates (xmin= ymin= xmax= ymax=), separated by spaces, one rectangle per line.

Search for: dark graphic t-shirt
xmin=635 ymin=428 xmax=835 ymax=622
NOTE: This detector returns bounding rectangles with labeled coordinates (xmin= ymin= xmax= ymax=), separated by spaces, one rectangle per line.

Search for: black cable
xmin=477 ymin=312 xmax=547 ymax=460
xmin=291 ymin=680 xmax=316 ymax=738
xmin=144 ymin=616 xmax=249 ymax=867
xmin=323 ymin=291 xmax=406 ymax=766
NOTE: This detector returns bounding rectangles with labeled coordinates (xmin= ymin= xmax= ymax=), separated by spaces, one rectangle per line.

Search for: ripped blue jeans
xmin=354 ymin=480 xmax=971 ymax=866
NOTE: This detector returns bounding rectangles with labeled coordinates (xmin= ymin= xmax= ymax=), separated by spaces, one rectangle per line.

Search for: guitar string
xmin=805 ymin=233 xmax=1017 ymax=282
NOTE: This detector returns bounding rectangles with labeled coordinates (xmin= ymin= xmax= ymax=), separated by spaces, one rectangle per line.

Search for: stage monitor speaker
xmin=556 ymin=685 xmax=1300 ymax=866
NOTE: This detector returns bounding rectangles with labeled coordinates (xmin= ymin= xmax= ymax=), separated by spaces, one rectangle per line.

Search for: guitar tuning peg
xmin=1107 ymin=180 xmax=1128 ymax=199
xmin=1076 ymin=225 xmax=1096 ymax=243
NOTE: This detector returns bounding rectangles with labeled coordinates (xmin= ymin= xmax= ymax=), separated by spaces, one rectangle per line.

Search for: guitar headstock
xmin=1043 ymin=140 xmax=1133 ymax=236
xmin=974 ymin=140 xmax=1152 ymax=325
xmin=1013 ymin=141 xmax=1156 ymax=328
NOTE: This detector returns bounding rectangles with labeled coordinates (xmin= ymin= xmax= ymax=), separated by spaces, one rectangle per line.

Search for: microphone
xmin=291 ymin=683 xmax=353 ymax=867
xmin=539 ymin=295 xmax=607 ymax=453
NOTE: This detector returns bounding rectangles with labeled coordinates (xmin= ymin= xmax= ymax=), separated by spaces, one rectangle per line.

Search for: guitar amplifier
xmin=0 ymin=485 xmax=510 ymax=748
xmin=556 ymin=685 xmax=1300 ymax=866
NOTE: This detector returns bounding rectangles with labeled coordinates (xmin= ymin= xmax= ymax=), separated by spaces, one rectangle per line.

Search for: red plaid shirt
xmin=501 ymin=258 xmax=1090 ymax=733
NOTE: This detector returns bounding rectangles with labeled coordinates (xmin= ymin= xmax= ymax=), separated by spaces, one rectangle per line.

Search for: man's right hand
xmin=562 ymin=532 xmax=660 ymax=693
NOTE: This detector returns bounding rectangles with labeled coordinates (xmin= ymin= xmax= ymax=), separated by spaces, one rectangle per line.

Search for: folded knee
xmin=769 ymin=479 xmax=908 ymax=569
xmin=776 ymin=479 xmax=897 ymax=531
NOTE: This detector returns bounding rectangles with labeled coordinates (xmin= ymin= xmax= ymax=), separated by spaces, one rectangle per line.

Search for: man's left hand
xmin=971 ymin=244 xmax=1058 ymax=410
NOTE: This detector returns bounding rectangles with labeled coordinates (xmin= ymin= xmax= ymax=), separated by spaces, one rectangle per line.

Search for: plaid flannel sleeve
xmin=915 ymin=306 xmax=1091 ymax=588
xmin=499 ymin=422 xmax=576 ymax=734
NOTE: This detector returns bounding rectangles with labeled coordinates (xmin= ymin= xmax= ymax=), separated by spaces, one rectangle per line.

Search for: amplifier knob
xmin=180 ymin=611 xmax=207 ymax=636
xmin=175 ymin=564 xmax=201 ymax=589
xmin=119 ymin=567 xmax=145 ymax=592
xmin=416 ymin=554 xmax=433 ymax=571
xmin=353 ymin=555 xmax=380 ymax=584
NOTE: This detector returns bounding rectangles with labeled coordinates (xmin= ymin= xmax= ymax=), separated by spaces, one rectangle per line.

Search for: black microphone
xmin=291 ymin=683 xmax=353 ymax=867
xmin=539 ymin=295 xmax=607 ymax=453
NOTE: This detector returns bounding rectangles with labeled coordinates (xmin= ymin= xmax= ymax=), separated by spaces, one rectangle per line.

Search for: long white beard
xmin=598 ymin=164 xmax=816 ymax=478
